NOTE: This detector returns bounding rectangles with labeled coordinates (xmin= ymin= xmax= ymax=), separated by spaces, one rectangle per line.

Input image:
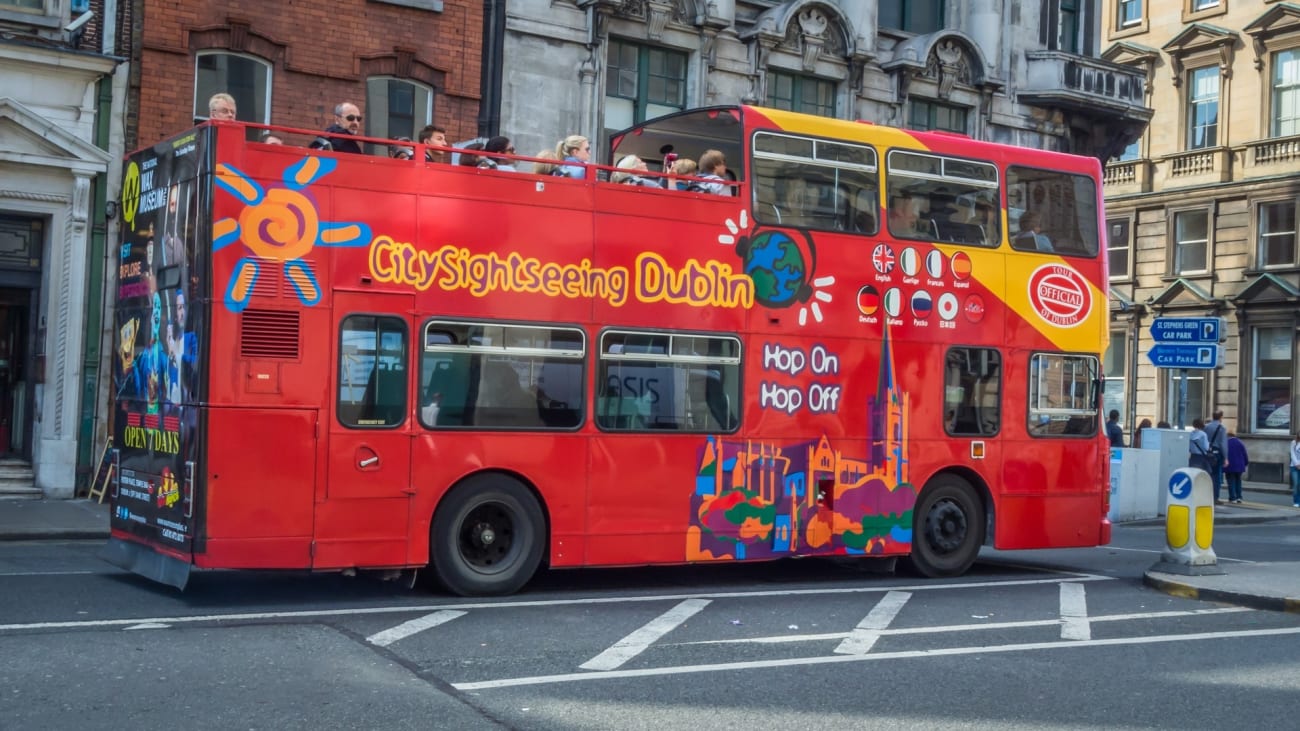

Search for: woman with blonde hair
xmin=531 ymin=150 xmax=561 ymax=176
xmin=555 ymin=135 xmax=590 ymax=179
xmin=669 ymin=158 xmax=698 ymax=190
xmin=612 ymin=155 xmax=662 ymax=187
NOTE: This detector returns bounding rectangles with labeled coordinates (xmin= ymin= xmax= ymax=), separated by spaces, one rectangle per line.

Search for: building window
xmin=1 ymin=0 xmax=44 ymax=10
xmin=944 ymin=347 xmax=1002 ymax=437
xmin=1186 ymin=66 xmax=1219 ymax=150
xmin=1173 ymin=209 xmax=1209 ymax=274
xmin=1192 ymin=0 xmax=1218 ymax=10
xmin=766 ymin=72 xmax=837 ymax=118
xmin=1059 ymin=0 xmax=1081 ymax=54
xmin=338 ymin=316 xmax=408 ymax=428
xmin=1119 ymin=0 xmax=1143 ymax=27
xmin=365 ymin=78 xmax=433 ymax=155
xmin=1253 ymin=326 xmax=1293 ymax=433
xmin=908 ymin=99 xmax=968 ymax=133
xmin=1258 ymin=200 xmax=1297 ymax=268
xmin=604 ymin=40 xmax=687 ymax=135
xmin=879 ymin=0 xmax=944 ymax=34
xmin=1165 ymin=369 xmax=1205 ymax=427
xmin=1116 ymin=138 xmax=1141 ymax=162
xmin=1272 ymin=49 xmax=1300 ymax=138
xmin=1108 ymin=218 xmax=1131 ymax=279
xmin=193 ymin=52 xmax=272 ymax=128
xmin=1103 ymin=331 xmax=1127 ymax=431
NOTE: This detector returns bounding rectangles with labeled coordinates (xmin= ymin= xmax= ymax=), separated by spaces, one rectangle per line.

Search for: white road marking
xmin=685 ymin=606 xmax=1253 ymax=645
xmin=580 ymin=599 xmax=709 ymax=671
xmin=0 ymin=574 xmax=1112 ymax=633
xmin=453 ymin=625 xmax=1300 ymax=691
xmin=124 ymin=622 xmax=171 ymax=630
xmin=834 ymin=591 xmax=911 ymax=655
xmin=0 ymin=570 xmax=99 ymax=577
xmin=1059 ymin=583 xmax=1090 ymax=640
xmin=366 ymin=610 xmax=466 ymax=647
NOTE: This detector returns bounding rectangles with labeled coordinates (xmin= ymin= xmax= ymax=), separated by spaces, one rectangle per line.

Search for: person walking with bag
xmin=1224 ymin=432 xmax=1248 ymax=504
xmin=1205 ymin=410 xmax=1229 ymax=504
xmin=1188 ymin=418 xmax=1214 ymax=475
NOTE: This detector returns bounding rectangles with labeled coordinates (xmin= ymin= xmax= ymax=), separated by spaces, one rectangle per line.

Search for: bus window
xmin=598 ymin=330 xmax=741 ymax=432
xmin=1007 ymin=166 xmax=1099 ymax=256
xmin=1027 ymin=353 xmax=1100 ymax=437
xmin=886 ymin=150 xmax=998 ymax=246
xmin=752 ymin=131 xmax=877 ymax=234
xmin=944 ymin=347 xmax=1002 ymax=436
xmin=420 ymin=321 xmax=584 ymax=430
xmin=338 ymin=316 xmax=408 ymax=428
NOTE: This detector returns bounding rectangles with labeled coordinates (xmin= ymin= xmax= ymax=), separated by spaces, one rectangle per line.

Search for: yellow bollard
xmin=1161 ymin=468 xmax=1218 ymax=571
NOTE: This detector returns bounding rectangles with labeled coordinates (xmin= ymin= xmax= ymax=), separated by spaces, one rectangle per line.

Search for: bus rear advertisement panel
xmin=106 ymin=106 xmax=1110 ymax=595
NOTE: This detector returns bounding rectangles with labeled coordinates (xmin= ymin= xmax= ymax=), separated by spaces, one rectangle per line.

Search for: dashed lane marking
xmin=367 ymin=610 xmax=466 ymax=647
xmin=834 ymin=591 xmax=911 ymax=655
xmin=580 ymin=599 xmax=710 ymax=671
xmin=452 ymin=625 xmax=1300 ymax=691
xmin=1059 ymin=583 xmax=1090 ymax=640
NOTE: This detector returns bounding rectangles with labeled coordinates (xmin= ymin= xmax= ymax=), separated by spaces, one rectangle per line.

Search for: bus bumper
xmin=101 ymin=535 xmax=192 ymax=590
xmin=1099 ymin=517 xmax=1112 ymax=545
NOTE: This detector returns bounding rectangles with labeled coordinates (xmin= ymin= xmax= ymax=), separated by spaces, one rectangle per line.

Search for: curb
xmin=1143 ymin=571 xmax=1300 ymax=614
xmin=1121 ymin=512 xmax=1298 ymax=528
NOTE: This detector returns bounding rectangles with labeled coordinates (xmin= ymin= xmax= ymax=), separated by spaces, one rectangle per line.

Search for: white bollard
xmin=1162 ymin=468 xmax=1217 ymax=569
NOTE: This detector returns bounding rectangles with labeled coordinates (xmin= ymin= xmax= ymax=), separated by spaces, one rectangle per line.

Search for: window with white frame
xmin=1164 ymin=369 xmax=1205 ymax=427
xmin=604 ymin=40 xmax=687 ymax=136
xmin=1119 ymin=0 xmax=1143 ymax=27
xmin=1272 ymin=48 xmax=1299 ymax=138
xmin=1103 ymin=331 xmax=1127 ymax=430
xmin=365 ymin=78 xmax=434 ymax=155
xmin=766 ymin=72 xmax=836 ymax=118
xmin=1186 ymin=66 xmax=1219 ymax=149
xmin=908 ymin=99 xmax=968 ymax=133
xmin=1258 ymin=200 xmax=1297 ymax=268
xmin=1108 ymin=218 xmax=1131 ymax=279
xmin=194 ymin=52 xmax=272 ymax=128
xmin=1173 ymin=209 xmax=1209 ymax=274
xmin=0 ymin=0 xmax=44 ymax=10
xmin=1191 ymin=0 xmax=1219 ymax=10
xmin=1252 ymin=326 xmax=1293 ymax=433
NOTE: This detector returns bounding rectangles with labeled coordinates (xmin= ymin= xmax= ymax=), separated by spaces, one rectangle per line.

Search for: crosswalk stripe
xmin=580 ymin=599 xmax=710 ymax=671
xmin=1059 ymin=583 xmax=1090 ymax=640
xmin=366 ymin=610 xmax=466 ymax=647
xmin=834 ymin=591 xmax=911 ymax=654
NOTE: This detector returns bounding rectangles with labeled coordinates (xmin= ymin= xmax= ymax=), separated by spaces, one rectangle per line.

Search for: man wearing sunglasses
xmin=321 ymin=101 xmax=365 ymax=154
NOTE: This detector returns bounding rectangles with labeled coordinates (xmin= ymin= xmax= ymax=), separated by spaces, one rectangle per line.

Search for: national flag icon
xmin=950 ymin=251 xmax=973 ymax=279
xmin=899 ymin=247 xmax=920 ymax=276
xmin=937 ymin=292 xmax=959 ymax=320
xmin=873 ymin=244 xmax=896 ymax=274
xmin=883 ymin=288 xmax=903 ymax=317
xmin=926 ymin=250 xmax=945 ymax=278
xmin=964 ymin=293 xmax=986 ymax=323
xmin=911 ymin=290 xmax=933 ymax=318
xmin=856 ymin=284 xmax=880 ymax=316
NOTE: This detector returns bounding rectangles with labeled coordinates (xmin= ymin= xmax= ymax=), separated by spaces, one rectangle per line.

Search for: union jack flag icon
xmin=872 ymin=244 xmax=895 ymax=274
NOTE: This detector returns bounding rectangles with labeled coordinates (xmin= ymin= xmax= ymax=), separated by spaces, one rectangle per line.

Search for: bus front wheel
xmin=429 ymin=475 xmax=545 ymax=596
xmin=906 ymin=476 xmax=984 ymax=578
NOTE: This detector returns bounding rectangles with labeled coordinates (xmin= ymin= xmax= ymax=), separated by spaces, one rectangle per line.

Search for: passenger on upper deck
xmin=259 ymin=131 xmax=284 ymax=145
xmin=207 ymin=93 xmax=237 ymax=121
xmin=419 ymin=125 xmax=448 ymax=163
xmin=887 ymin=192 xmax=922 ymax=236
xmin=1013 ymin=211 xmax=1054 ymax=253
xmin=669 ymin=158 xmax=698 ymax=190
xmin=458 ymin=142 xmax=485 ymax=167
xmin=612 ymin=155 xmax=664 ymax=187
xmin=693 ymin=150 xmax=730 ymax=195
xmin=320 ymin=102 xmax=364 ymax=155
xmin=531 ymin=150 xmax=561 ymax=175
xmin=389 ymin=137 xmax=415 ymax=160
xmin=555 ymin=135 xmax=591 ymax=179
xmin=482 ymin=136 xmax=518 ymax=171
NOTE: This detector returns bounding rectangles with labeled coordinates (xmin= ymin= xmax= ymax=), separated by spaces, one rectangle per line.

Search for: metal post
xmin=1177 ymin=368 xmax=1188 ymax=429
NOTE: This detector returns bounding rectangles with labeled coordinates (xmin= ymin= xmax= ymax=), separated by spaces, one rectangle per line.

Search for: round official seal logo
xmin=1027 ymin=263 xmax=1091 ymax=328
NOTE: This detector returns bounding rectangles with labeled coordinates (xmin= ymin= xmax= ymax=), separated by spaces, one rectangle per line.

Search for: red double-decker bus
xmin=104 ymin=106 xmax=1110 ymax=595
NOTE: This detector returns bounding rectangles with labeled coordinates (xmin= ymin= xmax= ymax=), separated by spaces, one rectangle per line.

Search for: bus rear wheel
xmin=906 ymin=475 xmax=984 ymax=578
xmin=429 ymin=475 xmax=545 ymax=596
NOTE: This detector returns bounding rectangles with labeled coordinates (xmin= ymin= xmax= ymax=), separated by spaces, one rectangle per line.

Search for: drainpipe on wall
xmin=477 ymin=0 xmax=506 ymax=138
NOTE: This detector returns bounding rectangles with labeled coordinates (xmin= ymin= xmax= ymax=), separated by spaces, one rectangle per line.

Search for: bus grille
xmin=239 ymin=309 xmax=301 ymax=359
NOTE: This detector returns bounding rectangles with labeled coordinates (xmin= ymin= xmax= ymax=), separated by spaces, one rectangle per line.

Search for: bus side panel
xmin=198 ymin=406 xmax=316 ymax=568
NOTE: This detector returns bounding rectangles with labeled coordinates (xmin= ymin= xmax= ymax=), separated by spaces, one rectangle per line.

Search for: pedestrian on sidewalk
xmin=1106 ymin=410 xmax=1124 ymax=447
xmin=1188 ymin=418 xmax=1214 ymax=474
xmin=1224 ymin=431 xmax=1248 ymax=504
xmin=1133 ymin=418 xmax=1152 ymax=449
xmin=1205 ymin=410 xmax=1228 ymax=504
xmin=1290 ymin=433 xmax=1300 ymax=508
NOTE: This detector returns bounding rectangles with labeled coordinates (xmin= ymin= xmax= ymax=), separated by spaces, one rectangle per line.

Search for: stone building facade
xmin=0 ymin=0 xmax=120 ymax=496
xmin=1101 ymin=0 xmax=1300 ymax=481
xmin=495 ymin=0 xmax=1152 ymax=164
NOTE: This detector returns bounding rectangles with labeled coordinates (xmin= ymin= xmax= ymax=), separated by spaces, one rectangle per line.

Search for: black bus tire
xmin=904 ymin=475 xmax=984 ymax=578
xmin=429 ymin=474 xmax=545 ymax=596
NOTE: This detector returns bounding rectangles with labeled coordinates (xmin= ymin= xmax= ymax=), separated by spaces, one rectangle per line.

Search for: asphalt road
xmin=2 ymin=514 xmax=1298 ymax=730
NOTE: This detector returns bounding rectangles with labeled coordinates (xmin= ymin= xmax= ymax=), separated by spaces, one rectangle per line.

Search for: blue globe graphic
xmin=741 ymin=230 xmax=808 ymax=307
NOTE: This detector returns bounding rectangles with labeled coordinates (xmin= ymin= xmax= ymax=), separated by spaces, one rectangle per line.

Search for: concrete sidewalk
xmin=2 ymin=486 xmax=1297 ymax=614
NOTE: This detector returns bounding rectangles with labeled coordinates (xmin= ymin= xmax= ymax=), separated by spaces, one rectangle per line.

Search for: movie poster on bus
xmin=110 ymin=127 xmax=213 ymax=551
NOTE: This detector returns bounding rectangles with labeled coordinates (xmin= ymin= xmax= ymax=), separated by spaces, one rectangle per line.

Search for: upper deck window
xmin=886 ymin=150 xmax=999 ymax=247
xmin=1007 ymin=166 xmax=1099 ymax=257
xmin=752 ymin=132 xmax=878 ymax=234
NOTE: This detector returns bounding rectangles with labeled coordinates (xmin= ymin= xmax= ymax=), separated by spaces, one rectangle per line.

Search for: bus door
xmin=318 ymin=291 xmax=415 ymax=568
